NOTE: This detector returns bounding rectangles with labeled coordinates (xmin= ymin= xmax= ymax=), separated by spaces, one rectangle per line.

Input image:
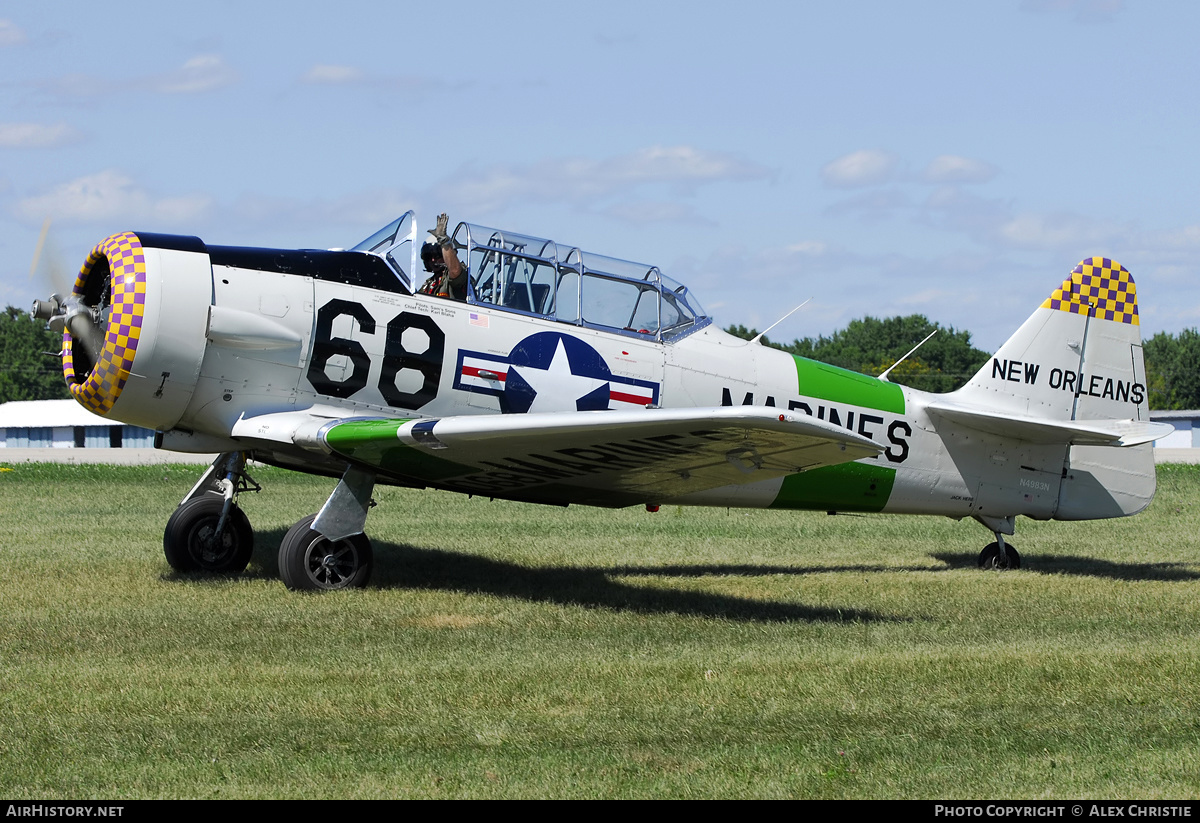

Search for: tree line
xmin=725 ymin=314 xmax=992 ymax=395
xmin=1143 ymin=329 xmax=1200 ymax=410
xmin=1 ymin=304 xmax=1196 ymax=409
xmin=726 ymin=314 xmax=1200 ymax=410
xmin=0 ymin=306 xmax=70 ymax=404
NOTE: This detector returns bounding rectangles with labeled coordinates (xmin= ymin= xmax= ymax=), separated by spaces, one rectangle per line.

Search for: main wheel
xmin=278 ymin=514 xmax=373 ymax=591
xmin=163 ymin=496 xmax=254 ymax=573
xmin=978 ymin=541 xmax=1021 ymax=570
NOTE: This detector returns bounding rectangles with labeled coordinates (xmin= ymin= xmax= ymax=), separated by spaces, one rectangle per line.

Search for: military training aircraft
xmin=31 ymin=211 xmax=1171 ymax=590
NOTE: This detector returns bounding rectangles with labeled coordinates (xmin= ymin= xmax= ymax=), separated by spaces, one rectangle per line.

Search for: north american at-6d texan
xmin=32 ymin=211 xmax=1171 ymax=590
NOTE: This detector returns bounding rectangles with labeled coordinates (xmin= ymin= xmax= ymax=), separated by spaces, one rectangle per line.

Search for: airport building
xmin=1 ymin=398 xmax=1198 ymax=453
xmin=0 ymin=399 xmax=155 ymax=449
xmin=1150 ymin=409 xmax=1200 ymax=449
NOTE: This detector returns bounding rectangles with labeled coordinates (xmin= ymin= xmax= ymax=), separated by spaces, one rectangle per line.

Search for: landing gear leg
xmin=974 ymin=514 xmax=1020 ymax=570
xmin=163 ymin=451 xmax=260 ymax=573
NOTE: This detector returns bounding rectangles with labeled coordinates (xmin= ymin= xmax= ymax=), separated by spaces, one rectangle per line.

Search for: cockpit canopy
xmin=352 ymin=212 xmax=709 ymax=343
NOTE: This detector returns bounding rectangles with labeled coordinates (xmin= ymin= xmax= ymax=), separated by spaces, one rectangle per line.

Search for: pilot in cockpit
xmin=418 ymin=213 xmax=468 ymax=301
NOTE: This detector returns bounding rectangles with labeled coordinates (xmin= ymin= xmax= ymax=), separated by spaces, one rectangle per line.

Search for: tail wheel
xmin=278 ymin=514 xmax=373 ymax=591
xmin=978 ymin=541 xmax=1021 ymax=570
xmin=163 ymin=496 xmax=254 ymax=574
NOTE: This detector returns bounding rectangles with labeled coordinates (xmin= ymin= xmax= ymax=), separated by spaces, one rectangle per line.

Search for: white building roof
xmin=1150 ymin=410 xmax=1200 ymax=420
xmin=0 ymin=399 xmax=113 ymax=428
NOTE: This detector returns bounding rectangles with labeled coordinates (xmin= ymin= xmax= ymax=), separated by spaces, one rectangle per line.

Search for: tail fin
xmin=945 ymin=258 xmax=1160 ymax=519
xmin=954 ymin=257 xmax=1149 ymax=423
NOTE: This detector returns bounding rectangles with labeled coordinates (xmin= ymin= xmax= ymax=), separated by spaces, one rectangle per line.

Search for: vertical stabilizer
xmin=951 ymin=257 xmax=1154 ymax=519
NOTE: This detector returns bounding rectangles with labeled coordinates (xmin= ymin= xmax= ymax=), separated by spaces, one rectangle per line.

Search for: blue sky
xmin=2 ymin=0 xmax=1198 ymax=351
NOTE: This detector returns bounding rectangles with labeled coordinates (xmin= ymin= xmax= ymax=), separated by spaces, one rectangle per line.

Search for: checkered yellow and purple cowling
xmin=62 ymin=232 xmax=148 ymax=415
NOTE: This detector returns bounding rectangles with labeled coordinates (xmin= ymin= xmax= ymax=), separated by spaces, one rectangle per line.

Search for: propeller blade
xmin=28 ymin=217 xmax=50 ymax=280
xmin=27 ymin=217 xmax=73 ymax=296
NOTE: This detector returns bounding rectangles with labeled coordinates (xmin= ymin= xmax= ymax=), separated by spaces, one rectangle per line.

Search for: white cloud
xmin=821 ymin=149 xmax=897 ymax=188
xmin=231 ymin=189 xmax=422 ymax=235
xmin=436 ymin=146 xmax=769 ymax=216
xmin=1150 ymin=224 xmax=1200 ymax=250
xmin=824 ymin=188 xmax=912 ymax=221
xmin=10 ymin=146 xmax=763 ymax=250
xmin=923 ymin=155 xmax=997 ymax=184
xmin=918 ymin=186 xmax=1129 ymax=253
xmin=302 ymin=64 xmax=365 ymax=84
xmin=155 ymin=54 xmax=236 ymax=94
xmin=0 ymin=19 xmax=25 ymax=46
xmin=38 ymin=55 xmax=237 ymax=99
xmin=918 ymin=186 xmax=1011 ymax=240
xmin=784 ymin=240 xmax=827 ymax=256
xmin=602 ymin=145 xmax=765 ymax=186
xmin=996 ymin=212 xmax=1119 ymax=250
xmin=13 ymin=170 xmax=213 ymax=225
xmin=0 ymin=123 xmax=80 ymax=148
xmin=39 ymin=73 xmax=112 ymax=98
xmin=298 ymin=64 xmax=448 ymax=93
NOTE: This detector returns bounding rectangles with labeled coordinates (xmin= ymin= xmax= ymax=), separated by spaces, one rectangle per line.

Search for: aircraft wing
xmin=235 ymin=406 xmax=884 ymax=507
xmin=924 ymin=400 xmax=1174 ymax=447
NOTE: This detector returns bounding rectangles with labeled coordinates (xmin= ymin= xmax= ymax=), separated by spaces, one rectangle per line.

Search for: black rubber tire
xmin=278 ymin=514 xmax=373 ymax=591
xmin=163 ymin=496 xmax=254 ymax=574
xmin=978 ymin=541 xmax=1021 ymax=570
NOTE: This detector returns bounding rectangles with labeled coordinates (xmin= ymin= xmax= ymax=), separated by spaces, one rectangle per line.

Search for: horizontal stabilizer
xmin=925 ymin=399 xmax=1173 ymax=447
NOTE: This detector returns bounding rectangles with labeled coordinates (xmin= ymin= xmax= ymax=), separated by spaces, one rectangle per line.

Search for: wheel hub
xmin=306 ymin=541 xmax=357 ymax=587
xmin=193 ymin=522 xmax=233 ymax=564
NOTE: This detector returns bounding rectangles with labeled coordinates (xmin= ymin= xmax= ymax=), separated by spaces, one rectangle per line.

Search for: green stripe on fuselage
xmin=770 ymin=462 xmax=897 ymax=512
xmin=324 ymin=419 xmax=478 ymax=481
xmin=793 ymin=356 xmax=905 ymax=414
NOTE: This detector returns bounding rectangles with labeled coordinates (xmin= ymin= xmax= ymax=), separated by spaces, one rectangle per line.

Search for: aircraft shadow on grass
xmin=930 ymin=551 xmax=1200 ymax=582
xmin=162 ymin=530 xmax=1200 ymax=617
xmin=610 ymin=562 xmax=947 ymax=577
xmin=165 ymin=530 xmax=900 ymax=624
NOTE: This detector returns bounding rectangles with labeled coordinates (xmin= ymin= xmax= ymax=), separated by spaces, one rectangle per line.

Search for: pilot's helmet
xmin=421 ymin=238 xmax=445 ymax=273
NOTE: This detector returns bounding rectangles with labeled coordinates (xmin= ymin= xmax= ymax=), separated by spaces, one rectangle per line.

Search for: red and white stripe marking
xmin=459 ymin=355 xmax=509 ymax=389
xmin=609 ymin=387 xmax=655 ymax=408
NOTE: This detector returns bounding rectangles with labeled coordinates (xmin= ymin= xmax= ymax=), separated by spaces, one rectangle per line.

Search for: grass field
xmin=1 ymin=460 xmax=1199 ymax=799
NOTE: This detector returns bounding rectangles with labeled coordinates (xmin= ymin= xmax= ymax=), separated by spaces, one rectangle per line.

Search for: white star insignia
xmin=511 ymin=339 xmax=609 ymax=413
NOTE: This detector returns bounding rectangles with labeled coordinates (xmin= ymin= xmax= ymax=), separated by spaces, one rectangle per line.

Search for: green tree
xmin=1144 ymin=328 xmax=1200 ymax=410
xmin=0 ymin=305 xmax=70 ymax=403
xmin=726 ymin=314 xmax=991 ymax=393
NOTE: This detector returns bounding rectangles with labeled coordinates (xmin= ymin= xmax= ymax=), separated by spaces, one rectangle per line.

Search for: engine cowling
xmin=60 ymin=231 xmax=212 ymax=431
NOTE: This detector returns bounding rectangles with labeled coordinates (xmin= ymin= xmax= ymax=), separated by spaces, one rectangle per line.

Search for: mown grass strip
xmin=1 ymin=461 xmax=1198 ymax=798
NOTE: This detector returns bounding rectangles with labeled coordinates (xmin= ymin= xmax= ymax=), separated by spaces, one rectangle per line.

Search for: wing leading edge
xmin=308 ymin=406 xmax=883 ymax=507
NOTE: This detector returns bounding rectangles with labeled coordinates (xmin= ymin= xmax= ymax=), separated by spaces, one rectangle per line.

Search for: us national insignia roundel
xmin=454 ymin=331 xmax=660 ymax=414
